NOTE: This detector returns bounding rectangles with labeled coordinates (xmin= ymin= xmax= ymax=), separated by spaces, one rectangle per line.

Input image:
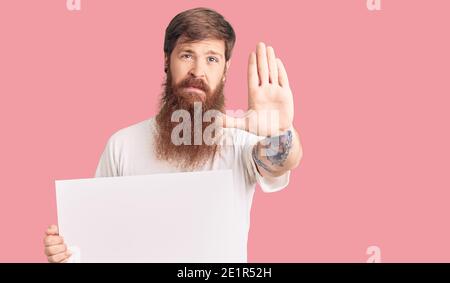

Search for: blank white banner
xmin=55 ymin=169 xmax=246 ymax=263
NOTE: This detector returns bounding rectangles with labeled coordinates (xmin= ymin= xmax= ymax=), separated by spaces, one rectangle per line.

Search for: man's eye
xmin=208 ymin=56 xmax=219 ymax=63
xmin=181 ymin=54 xmax=192 ymax=59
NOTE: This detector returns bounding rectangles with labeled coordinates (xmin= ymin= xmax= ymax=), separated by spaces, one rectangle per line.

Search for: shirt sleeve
xmin=94 ymin=135 xmax=119 ymax=178
xmin=240 ymin=131 xmax=291 ymax=193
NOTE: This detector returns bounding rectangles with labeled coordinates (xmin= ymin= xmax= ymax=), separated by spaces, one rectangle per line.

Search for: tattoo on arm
xmin=252 ymin=130 xmax=293 ymax=174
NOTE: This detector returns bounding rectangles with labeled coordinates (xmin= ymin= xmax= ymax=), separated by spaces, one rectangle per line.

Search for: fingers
xmin=46 ymin=225 xmax=59 ymax=236
xmin=44 ymin=235 xmax=64 ymax=247
xmin=44 ymin=224 xmax=70 ymax=263
xmin=255 ymin=42 xmax=286 ymax=87
xmin=48 ymin=250 xmax=72 ymax=263
xmin=277 ymin=58 xmax=289 ymax=88
xmin=266 ymin=46 xmax=278 ymax=85
xmin=45 ymin=244 xmax=67 ymax=256
xmin=256 ymin=42 xmax=269 ymax=85
xmin=248 ymin=52 xmax=259 ymax=89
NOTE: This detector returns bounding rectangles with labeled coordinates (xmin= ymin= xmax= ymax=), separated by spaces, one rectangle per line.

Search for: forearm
xmin=252 ymin=126 xmax=303 ymax=178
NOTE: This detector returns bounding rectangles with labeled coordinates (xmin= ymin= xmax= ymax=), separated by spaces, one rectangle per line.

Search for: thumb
xmin=220 ymin=113 xmax=249 ymax=132
xmin=46 ymin=225 xmax=59 ymax=236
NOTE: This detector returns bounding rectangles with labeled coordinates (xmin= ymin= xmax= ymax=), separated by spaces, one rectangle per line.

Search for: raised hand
xmin=222 ymin=42 xmax=294 ymax=137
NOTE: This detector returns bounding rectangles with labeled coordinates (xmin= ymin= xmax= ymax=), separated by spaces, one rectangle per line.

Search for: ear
xmin=223 ymin=60 xmax=231 ymax=82
xmin=225 ymin=60 xmax=231 ymax=72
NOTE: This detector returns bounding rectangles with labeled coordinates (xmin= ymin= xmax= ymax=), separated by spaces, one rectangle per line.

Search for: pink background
xmin=1 ymin=0 xmax=449 ymax=262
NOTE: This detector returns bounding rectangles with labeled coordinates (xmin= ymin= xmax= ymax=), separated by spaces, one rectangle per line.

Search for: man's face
xmin=167 ymin=38 xmax=230 ymax=105
xmin=155 ymin=38 xmax=231 ymax=170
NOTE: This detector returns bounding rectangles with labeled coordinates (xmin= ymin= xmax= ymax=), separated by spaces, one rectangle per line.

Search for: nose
xmin=188 ymin=60 xmax=206 ymax=79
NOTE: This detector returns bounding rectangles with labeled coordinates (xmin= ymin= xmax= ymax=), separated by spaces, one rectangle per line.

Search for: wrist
xmin=269 ymin=125 xmax=294 ymax=137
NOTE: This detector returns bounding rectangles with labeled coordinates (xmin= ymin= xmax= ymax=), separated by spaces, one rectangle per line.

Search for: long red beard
xmin=154 ymin=68 xmax=225 ymax=170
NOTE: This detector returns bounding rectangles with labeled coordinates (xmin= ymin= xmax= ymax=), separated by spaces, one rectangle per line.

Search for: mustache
xmin=177 ymin=77 xmax=210 ymax=93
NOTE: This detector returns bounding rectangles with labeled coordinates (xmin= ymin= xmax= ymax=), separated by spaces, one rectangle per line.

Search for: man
xmin=43 ymin=7 xmax=303 ymax=263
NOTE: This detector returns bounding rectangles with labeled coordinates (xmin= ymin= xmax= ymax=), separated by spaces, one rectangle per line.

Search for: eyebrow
xmin=179 ymin=48 xmax=224 ymax=59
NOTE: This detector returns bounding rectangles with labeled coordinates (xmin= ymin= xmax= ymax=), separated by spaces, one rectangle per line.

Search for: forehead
xmin=174 ymin=38 xmax=225 ymax=55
